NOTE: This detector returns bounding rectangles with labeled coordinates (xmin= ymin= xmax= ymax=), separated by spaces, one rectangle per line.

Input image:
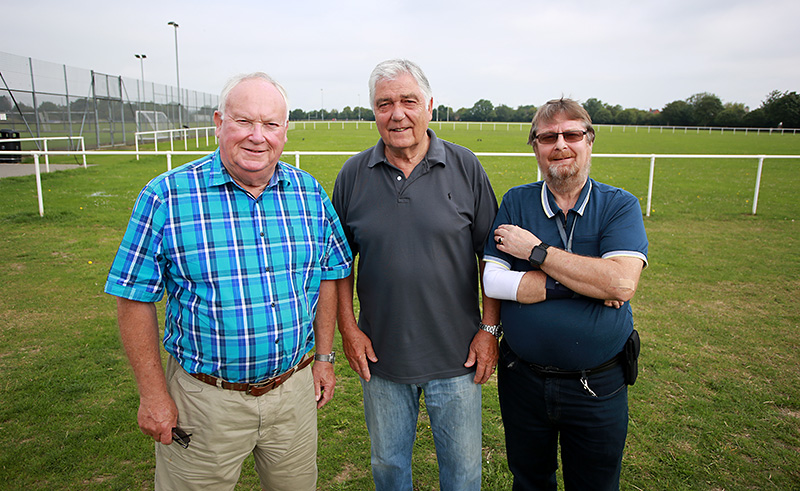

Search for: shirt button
xmin=396 ymin=175 xmax=402 ymax=181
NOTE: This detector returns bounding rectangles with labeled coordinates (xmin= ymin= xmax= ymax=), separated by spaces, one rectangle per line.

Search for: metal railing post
xmin=34 ymin=154 xmax=44 ymax=217
xmin=44 ymin=139 xmax=50 ymax=171
xmin=646 ymin=155 xmax=656 ymax=217
xmin=80 ymin=137 xmax=87 ymax=168
xmin=752 ymin=156 xmax=765 ymax=215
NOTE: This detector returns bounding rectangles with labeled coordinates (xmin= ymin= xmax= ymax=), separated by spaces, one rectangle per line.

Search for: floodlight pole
xmin=320 ymin=88 xmax=324 ymax=121
xmin=134 ymin=54 xmax=146 ymax=113
xmin=168 ymin=21 xmax=182 ymax=128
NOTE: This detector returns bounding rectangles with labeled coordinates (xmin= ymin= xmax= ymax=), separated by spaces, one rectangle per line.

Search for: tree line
xmin=3 ymin=89 xmax=797 ymax=128
xmin=286 ymin=90 xmax=799 ymax=129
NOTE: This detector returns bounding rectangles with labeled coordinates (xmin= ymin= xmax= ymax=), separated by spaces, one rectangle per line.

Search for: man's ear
xmin=213 ymin=111 xmax=223 ymax=136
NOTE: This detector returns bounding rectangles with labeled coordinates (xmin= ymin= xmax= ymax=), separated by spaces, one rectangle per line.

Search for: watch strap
xmin=479 ymin=322 xmax=503 ymax=338
xmin=528 ymin=242 xmax=550 ymax=266
xmin=314 ymin=351 xmax=336 ymax=363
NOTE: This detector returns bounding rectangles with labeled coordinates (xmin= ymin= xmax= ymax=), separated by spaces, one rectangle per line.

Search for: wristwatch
xmin=528 ymin=242 xmax=550 ymax=267
xmin=314 ymin=351 xmax=336 ymax=363
xmin=479 ymin=322 xmax=503 ymax=338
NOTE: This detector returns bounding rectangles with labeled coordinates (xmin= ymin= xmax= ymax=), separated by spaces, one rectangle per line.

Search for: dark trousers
xmin=498 ymin=340 xmax=629 ymax=491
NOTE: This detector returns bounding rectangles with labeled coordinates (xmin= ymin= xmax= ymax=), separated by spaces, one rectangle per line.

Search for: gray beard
xmin=544 ymin=160 xmax=591 ymax=194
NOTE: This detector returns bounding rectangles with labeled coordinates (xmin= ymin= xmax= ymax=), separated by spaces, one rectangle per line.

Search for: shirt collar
xmin=208 ymin=149 xmax=232 ymax=187
xmin=208 ymin=148 xmax=291 ymax=190
xmin=541 ymin=178 xmax=593 ymax=218
xmin=367 ymin=128 xmax=446 ymax=171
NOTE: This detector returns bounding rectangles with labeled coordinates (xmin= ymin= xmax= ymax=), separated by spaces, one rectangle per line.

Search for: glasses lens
xmin=536 ymin=131 xmax=585 ymax=144
xmin=563 ymin=131 xmax=586 ymax=142
xmin=536 ymin=133 xmax=558 ymax=144
xmin=172 ymin=428 xmax=192 ymax=448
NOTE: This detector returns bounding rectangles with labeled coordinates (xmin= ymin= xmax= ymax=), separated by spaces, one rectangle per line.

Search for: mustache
xmin=551 ymin=150 xmax=576 ymax=160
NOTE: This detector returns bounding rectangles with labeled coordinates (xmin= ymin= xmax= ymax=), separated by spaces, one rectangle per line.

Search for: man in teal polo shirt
xmin=105 ymin=72 xmax=352 ymax=490
xmin=483 ymin=97 xmax=648 ymax=490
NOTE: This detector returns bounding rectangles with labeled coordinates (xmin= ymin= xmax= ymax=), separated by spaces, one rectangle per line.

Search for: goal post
xmin=135 ymin=110 xmax=171 ymax=141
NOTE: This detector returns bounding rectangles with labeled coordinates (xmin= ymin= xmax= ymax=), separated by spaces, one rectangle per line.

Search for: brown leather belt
xmin=190 ymin=355 xmax=313 ymax=397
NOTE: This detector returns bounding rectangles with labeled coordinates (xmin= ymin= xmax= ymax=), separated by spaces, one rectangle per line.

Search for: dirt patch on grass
xmin=333 ymin=462 xmax=367 ymax=483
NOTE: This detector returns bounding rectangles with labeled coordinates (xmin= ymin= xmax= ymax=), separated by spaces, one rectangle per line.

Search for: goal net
xmin=136 ymin=110 xmax=171 ymax=141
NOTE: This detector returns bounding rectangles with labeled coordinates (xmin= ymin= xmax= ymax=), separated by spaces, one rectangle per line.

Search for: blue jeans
xmin=498 ymin=340 xmax=629 ymax=491
xmin=361 ymin=373 xmax=482 ymax=491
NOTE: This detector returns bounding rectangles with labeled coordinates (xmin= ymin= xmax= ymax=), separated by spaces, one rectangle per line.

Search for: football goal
xmin=135 ymin=111 xmax=171 ymax=141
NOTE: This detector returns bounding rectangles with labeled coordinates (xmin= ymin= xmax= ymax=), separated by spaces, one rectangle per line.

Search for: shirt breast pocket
xmin=570 ymin=234 xmax=601 ymax=257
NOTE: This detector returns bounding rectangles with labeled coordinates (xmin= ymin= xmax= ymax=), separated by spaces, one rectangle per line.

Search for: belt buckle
xmin=247 ymin=377 xmax=276 ymax=396
xmin=245 ymin=363 xmax=299 ymax=396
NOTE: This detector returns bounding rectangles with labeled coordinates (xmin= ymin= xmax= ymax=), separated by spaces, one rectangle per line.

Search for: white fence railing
xmin=131 ymin=121 xmax=800 ymax=159
xmin=1 ymin=149 xmax=798 ymax=218
xmin=0 ymin=136 xmax=87 ymax=169
xmin=284 ymin=121 xmax=800 ymax=135
xmin=135 ymin=127 xmax=217 ymax=157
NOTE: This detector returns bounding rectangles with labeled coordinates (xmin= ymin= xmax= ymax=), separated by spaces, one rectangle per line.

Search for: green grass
xmin=0 ymin=125 xmax=799 ymax=490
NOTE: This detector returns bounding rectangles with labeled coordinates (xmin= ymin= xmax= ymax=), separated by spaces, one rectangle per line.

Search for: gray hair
xmin=528 ymin=97 xmax=595 ymax=146
xmin=368 ymin=59 xmax=433 ymax=111
xmin=217 ymin=72 xmax=290 ymax=121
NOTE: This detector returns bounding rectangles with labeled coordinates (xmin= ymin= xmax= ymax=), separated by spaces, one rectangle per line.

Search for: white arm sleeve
xmin=483 ymin=260 xmax=526 ymax=301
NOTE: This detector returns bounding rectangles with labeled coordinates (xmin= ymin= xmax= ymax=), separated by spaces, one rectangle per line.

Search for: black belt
xmin=526 ymin=354 xmax=621 ymax=378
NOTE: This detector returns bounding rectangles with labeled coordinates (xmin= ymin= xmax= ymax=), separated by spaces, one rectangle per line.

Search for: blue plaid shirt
xmin=105 ymin=150 xmax=352 ymax=383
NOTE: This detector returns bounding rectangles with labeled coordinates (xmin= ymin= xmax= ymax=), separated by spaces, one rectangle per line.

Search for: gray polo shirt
xmin=332 ymin=129 xmax=498 ymax=384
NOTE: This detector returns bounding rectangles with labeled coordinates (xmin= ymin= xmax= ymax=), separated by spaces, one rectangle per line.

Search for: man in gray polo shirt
xmin=332 ymin=59 xmax=501 ymax=491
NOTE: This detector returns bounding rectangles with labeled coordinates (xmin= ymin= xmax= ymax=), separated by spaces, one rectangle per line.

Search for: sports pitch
xmin=0 ymin=125 xmax=798 ymax=489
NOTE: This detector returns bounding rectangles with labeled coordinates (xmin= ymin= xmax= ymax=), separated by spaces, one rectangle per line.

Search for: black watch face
xmin=529 ymin=246 xmax=547 ymax=265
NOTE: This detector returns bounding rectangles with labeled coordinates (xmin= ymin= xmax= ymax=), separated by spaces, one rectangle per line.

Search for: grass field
xmin=0 ymin=124 xmax=798 ymax=490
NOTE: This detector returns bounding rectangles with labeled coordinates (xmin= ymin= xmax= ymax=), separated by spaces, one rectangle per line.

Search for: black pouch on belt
xmin=622 ymin=329 xmax=641 ymax=385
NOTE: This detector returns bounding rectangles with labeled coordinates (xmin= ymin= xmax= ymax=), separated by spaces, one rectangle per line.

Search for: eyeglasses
xmin=534 ymin=130 xmax=587 ymax=145
xmin=226 ymin=116 xmax=284 ymax=134
xmin=172 ymin=427 xmax=192 ymax=449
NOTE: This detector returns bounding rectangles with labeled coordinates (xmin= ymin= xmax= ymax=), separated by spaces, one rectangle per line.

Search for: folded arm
xmin=488 ymin=224 xmax=645 ymax=305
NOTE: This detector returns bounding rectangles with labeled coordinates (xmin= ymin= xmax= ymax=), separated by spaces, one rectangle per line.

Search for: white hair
xmin=368 ymin=59 xmax=433 ymax=111
xmin=217 ymin=72 xmax=290 ymax=121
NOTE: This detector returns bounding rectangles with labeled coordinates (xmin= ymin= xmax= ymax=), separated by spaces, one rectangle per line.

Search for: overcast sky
xmin=3 ymin=0 xmax=798 ymax=113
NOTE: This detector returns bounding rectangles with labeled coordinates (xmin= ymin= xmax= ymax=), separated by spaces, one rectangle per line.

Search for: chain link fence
xmin=0 ymin=50 xmax=218 ymax=151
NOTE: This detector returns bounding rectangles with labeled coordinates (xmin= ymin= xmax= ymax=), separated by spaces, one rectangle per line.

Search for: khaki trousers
xmin=154 ymin=356 xmax=318 ymax=491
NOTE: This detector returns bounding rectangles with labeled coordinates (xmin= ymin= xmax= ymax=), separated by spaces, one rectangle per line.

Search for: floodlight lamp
xmin=168 ymin=21 xmax=179 ymax=27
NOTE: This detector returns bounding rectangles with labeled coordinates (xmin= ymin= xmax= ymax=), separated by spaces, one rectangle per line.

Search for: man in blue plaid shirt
xmin=105 ymin=72 xmax=352 ymax=490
